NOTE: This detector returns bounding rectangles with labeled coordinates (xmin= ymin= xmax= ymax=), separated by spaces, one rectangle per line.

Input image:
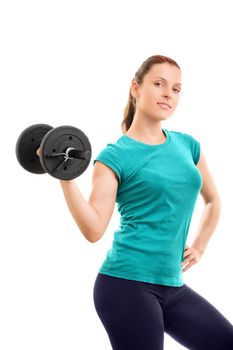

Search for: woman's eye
xmin=155 ymin=82 xmax=163 ymax=86
xmin=155 ymin=82 xmax=180 ymax=93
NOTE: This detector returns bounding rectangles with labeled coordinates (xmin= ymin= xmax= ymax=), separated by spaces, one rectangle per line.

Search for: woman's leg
xmin=163 ymin=284 xmax=233 ymax=350
xmin=93 ymin=273 xmax=165 ymax=350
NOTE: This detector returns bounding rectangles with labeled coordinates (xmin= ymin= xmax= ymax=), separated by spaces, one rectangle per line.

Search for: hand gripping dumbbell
xmin=16 ymin=124 xmax=92 ymax=180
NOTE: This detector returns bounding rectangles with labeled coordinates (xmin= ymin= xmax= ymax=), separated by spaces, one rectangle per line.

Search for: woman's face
xmin=131 ymin=63 xmax=182 ymax=120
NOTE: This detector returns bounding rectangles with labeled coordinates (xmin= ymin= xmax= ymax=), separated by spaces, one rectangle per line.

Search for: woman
xmin=60 ymin=55 xmax=233 ymax=349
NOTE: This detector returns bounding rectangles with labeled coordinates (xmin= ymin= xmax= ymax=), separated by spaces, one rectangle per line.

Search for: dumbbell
xmin=16 ymin=124 xmax=92 ymax=180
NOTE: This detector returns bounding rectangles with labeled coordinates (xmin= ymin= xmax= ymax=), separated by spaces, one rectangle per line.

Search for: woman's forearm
xmin=191 ymin=199 xmax=222 ymax=253
xmin=59 ymin=179 xmax=101 ymax=242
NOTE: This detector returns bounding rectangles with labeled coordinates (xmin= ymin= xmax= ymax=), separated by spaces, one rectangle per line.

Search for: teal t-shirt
xmin=93 ymin=128 xmax=202 ymax=287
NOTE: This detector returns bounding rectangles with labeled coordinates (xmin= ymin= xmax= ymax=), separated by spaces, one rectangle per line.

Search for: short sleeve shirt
xmin=93 ymin=128 xmax=202 ymax=286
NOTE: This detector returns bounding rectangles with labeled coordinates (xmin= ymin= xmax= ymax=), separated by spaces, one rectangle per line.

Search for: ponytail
xmin=121 ymin=86 xmax=136 ymax=133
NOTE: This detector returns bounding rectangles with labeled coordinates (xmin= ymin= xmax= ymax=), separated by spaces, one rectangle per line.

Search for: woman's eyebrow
xmin=154 ymin=76 xmax=182 ymax=86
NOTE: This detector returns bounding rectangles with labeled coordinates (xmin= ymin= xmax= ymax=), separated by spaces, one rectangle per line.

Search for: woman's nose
xmin=162 ymin=89 xmax=172 ymax=99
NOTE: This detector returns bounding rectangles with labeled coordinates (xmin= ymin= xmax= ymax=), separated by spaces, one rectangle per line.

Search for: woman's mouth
xmin=157 ymin=102 xmax=171 ymax=110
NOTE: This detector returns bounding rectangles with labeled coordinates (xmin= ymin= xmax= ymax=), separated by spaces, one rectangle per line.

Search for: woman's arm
xmin=60 ymin=160 xmax=119 ymax=243
xmin=193 ymin=150 xmax=222 ymax=253
xmin=60 ymin=180 xmax=102 ymax=242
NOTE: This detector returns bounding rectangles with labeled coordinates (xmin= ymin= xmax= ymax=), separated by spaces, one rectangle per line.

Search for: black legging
xmin=93 ymin=273 xmax=233 ymax=350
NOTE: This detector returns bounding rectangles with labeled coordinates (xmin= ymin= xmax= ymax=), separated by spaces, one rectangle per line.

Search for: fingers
xmin=183 ymin=248 xmax=191 ymax=258
xmin=182 ymin=259 xmax=195 ymax=272
xmin=181 ymin=254 xmax=193 ymax=266
xmin=181 ymin=245 xmax=203 ymax=272
xmin=182 ymin=249 xmax=196 ymax=272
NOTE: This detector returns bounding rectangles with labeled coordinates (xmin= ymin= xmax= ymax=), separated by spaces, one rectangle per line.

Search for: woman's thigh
xmin=93 ymin=273 xmax=165 ymax=350
xmin=163 ymin=284 xmax=233 ymax=350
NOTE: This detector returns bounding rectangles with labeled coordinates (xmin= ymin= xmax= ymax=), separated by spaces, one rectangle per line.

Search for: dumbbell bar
xmin=16 ymin=124 xmax=92 ymax=180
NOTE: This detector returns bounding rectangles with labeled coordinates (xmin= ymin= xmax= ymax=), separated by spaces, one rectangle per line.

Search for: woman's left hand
xmin=181 ymin=245 xmax=203 ymax=272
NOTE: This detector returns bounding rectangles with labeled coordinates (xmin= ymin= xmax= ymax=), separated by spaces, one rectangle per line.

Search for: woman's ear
xmin=130 ymin=79 xmax=138 ymax=99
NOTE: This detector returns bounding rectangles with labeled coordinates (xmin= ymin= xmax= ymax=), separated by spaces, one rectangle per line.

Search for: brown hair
xmin=121 ymin=55 xmax=181 ymax=134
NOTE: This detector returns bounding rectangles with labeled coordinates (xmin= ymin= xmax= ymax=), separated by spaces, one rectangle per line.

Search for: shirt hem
xmin=98 ymin=268 xmax=184 ymax=287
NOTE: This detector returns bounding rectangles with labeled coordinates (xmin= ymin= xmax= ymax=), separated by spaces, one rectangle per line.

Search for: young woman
xmin=60 ymin=55 xmax=233 ymax=349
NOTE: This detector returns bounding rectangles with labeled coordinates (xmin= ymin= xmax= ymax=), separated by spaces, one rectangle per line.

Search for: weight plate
xmin=39 ymin=125 xmax=92 ymax=180
xmin=16 ymin=124 xmax=53 ymax=174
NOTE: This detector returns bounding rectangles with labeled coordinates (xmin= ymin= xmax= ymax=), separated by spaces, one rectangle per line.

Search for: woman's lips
xmin=157 ymin=103 xmax=171 ymax=110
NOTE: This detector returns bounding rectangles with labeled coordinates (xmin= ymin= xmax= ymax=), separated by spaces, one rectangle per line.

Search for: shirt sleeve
xmin=184 ymin=133 xmax=201 ymax=165
xmin=93 ymin=143 xmax=124 ymax=185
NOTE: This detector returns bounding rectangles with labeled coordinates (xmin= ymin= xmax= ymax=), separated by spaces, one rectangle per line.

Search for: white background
xmin=1 ymin=0 xmax=233 ymax=349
